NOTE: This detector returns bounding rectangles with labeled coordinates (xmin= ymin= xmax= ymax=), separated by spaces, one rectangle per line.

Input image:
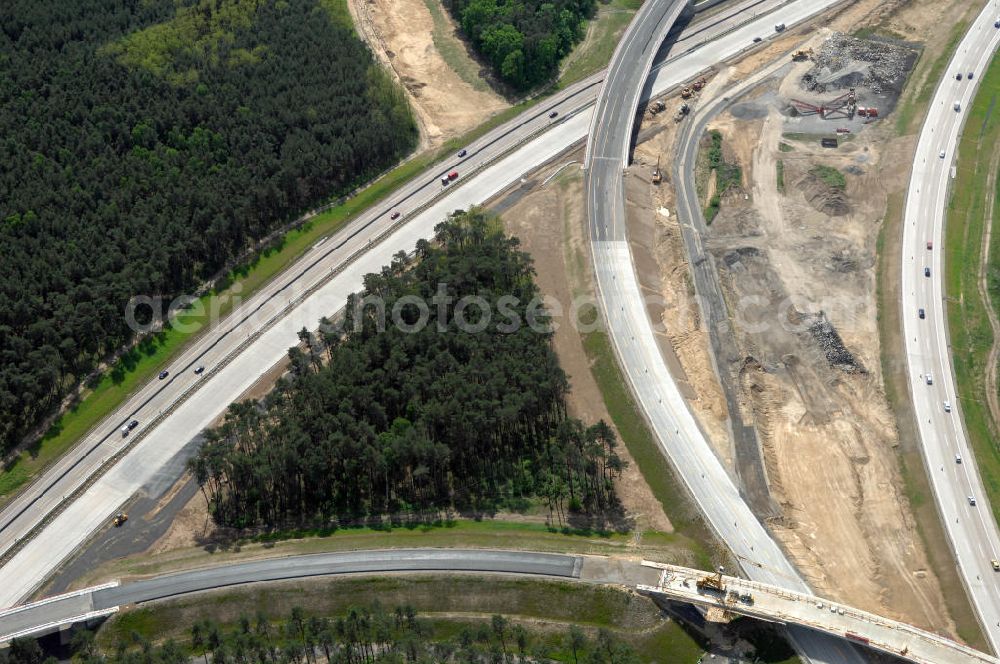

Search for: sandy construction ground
xmin=707 ymin=108 xmax=952 ymax=633
xmin=630 ymin=116 xmax=736 ymax=473
xmin=614 ymin=0 xmax=977 ymax=634
xmin=348 ymin=0 xmax=507 ymax=150
xmin=496 ymin=162 xmax=674 ymax=534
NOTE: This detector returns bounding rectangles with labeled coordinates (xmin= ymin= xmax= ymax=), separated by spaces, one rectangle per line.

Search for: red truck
xmin=440 ymin=171 xmax=459 ymax=185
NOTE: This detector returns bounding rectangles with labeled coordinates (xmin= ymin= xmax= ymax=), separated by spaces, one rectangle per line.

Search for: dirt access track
xmin=623 ymin=0 xmax=970 ymax=637
xmin=348 ymin=0 xmax=508 ymax=150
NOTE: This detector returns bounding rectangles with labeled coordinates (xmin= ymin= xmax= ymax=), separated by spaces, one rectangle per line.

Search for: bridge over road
xmin=640 ymin=561 xmax=999 ymax=664
xmin=5 ymin=550 xmax=996 ymax=664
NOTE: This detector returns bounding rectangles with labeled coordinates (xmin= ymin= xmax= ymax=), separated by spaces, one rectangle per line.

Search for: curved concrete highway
xmin=0 ymin=0 xmax=786 ymax=575
xmin=584 ymin=1 xmax=865 ymax=662
xmin=901 ymin=1 xmax=1000 ymax=650
xmin=0 ymin=0 xmax=843 ymax=611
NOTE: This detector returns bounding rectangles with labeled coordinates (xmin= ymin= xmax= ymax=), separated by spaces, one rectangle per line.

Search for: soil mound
xmin=800 ymin=173 xmax=850 ymax=216
xmin=802 ymin=311 xmax=866 ymax=373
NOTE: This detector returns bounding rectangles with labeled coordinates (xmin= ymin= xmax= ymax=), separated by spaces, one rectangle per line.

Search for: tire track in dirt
xmin=976 ymin=146 xmax=1000 ymax=432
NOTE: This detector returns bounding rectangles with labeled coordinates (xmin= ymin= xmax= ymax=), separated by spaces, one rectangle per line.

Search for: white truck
xmin=954 ymin=100 xmax=961 ymax=112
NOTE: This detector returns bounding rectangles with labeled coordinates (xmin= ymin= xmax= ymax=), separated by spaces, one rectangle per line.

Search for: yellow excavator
xmin=113 ymin=512 xmax=128 ymax=527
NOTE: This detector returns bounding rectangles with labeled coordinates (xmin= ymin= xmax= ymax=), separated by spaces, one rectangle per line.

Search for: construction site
xmin=618 ymin=15 xmax=958 ymax=637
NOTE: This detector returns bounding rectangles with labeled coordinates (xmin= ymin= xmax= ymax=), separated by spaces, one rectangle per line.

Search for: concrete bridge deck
xmin=640 ymin=561 xmax=998 ymax=664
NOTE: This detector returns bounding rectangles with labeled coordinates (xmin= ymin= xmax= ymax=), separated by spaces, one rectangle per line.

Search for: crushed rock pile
xmin=803 ymin=311 xmax=866 ymax=374
xmin=802 ymin=32 xmax=918 ymax=95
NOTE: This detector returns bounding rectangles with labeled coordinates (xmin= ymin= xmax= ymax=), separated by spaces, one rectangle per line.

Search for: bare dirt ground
xmin=497 ymin=162 xmax=674 ymax=534
xmin=348 ymin=0 xmax=507 ymax=150
xmin=630 ymin=114 xmax=735 ymax=471
xmin=619 ymin=0 xmax=967 ymax=635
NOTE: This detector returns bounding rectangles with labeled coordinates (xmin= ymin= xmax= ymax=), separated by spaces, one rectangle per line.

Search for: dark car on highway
xmin=128 ymin=419 xmax=139 ymax=430
xmin=457 ymin=149 xmax=467 ymax=158
xmin=158 ymin=370 xmax=169 ymax=379
xmin=548 ymin=111 xmax=558 ymax=119
xmin=194 ymin=366 xmax=205 ymax=374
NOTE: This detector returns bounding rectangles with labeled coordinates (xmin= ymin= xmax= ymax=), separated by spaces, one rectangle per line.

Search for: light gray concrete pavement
xmin=0 ymin=0 xmax=786 ymax=581
xmin=901 ymin=0 xmax=1000 ymax=650
xmin=584 ymin=2 xmax=864 ymax=662
xmin=0 ymin=582 xmax=118 ymax=643
xmin=0 ymin=0 xmax=843 ymax=612
xmin=641 ymin=562 xmax=999 ymax=664
xmin=584 ymin=0 xmax=689 ymax=170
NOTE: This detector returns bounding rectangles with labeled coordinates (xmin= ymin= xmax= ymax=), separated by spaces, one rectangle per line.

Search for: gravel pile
xmin=804 ymin=311 xmax=866 ymax=374
xmin=802 ymin=33 xmax=917 ymax=95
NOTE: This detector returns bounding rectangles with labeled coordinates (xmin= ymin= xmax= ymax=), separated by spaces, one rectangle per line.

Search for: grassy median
xmin=944 ymin=51 xmax=1000 ymax=530
xmin=582 ymin=331 xmax=717 ymax=567
xmin=96 ymin=577 xmax=711 ymax=660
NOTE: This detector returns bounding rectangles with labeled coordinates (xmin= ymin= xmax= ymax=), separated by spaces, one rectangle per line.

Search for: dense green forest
xmin=3 ymin=604 xmax=641 ymax=663
xmin=0 ymin=0 xmax=417 ymax=452
xmin=191 ymin=212 xmax=624 ymax=526
xmin=444 ymin=0 xmax=595 ymax=89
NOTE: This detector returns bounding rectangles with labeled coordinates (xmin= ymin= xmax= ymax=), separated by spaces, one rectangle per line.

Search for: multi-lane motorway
xmin=584 ymin=2 xmax=869 ymax=662
xmin=0 ymin=0 xmax=844 ymax=610
xmin=901 ymin=1 xmax=1000 ymax=649
xmin=0 ymin=0 xmax=997 ymax=658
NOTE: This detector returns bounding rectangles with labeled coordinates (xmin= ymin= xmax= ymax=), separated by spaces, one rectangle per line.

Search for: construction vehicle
xmin=113 ymin=513 xmax=128 ymax=527
xmin=680 ymin=86 xmax=692 ymax=99
xmin=857 ymin=106 xmax=878 ymax=118
xmin=673 ymin=102 xmax=690 ymax=122
xmin=652 ymin=156 xmax=662 ymax=185
xmin=791 ymin=88 xmax=857 ymax=120
xmin=792 ymin=48 xmax=813 ymax=61
xmin=648 ymin=99 xmax=666 ymax=116
xmin=696 ymin=567 xmax=726 ymax=594
xmin=691 ymin=77 xmax=706 ymax=92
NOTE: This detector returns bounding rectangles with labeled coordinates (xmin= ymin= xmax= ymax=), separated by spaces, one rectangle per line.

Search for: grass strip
xmin=0 ymin=93 xmax=546 ymax=503
xmin=74 ymin=519 xmax=694 ymax=587
xmin=95 ymin=576 xmax=713 ymax=661
xmin=581 ymin=331 xmax=714 ymax=568
xmin=895 ymin=21 xmax=967 ymax=135
xmin=421 ymin=0 xmax=492 ymax=93
xmin=945 ymin=51 xmax=1000 ymax=530
xmin=558 ymin=0 xmax=641 ymax=89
